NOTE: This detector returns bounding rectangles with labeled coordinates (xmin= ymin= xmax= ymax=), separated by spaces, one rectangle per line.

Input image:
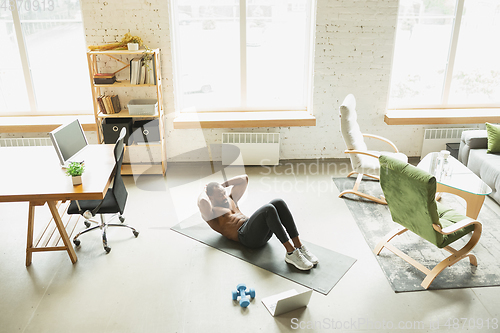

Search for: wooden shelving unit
xmin=87 ymin=49 xmax=166 ymax=176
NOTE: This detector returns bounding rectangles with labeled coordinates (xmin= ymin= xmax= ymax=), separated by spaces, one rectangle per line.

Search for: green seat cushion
xmin=436 ymin=201 xmax=475 ymax=248
xmin=486 ymin=122 xmax=500 ymax=154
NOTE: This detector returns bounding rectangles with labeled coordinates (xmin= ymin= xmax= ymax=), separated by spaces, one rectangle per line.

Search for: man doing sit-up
xmin=197 ymin=174 xmax=318 ymax=270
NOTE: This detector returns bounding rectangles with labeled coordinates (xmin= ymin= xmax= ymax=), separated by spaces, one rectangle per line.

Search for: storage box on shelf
xmin=102 ymin=118 xmax=133 ymax=144
xmin=131 ymin=119 xmax=161 ymax=143
xmin=87 ymin=49 xmax=166 ymax=175
xmin=128 ymin=99 xmax=158 ymax=116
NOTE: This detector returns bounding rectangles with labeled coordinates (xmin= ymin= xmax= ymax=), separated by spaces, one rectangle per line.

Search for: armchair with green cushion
xmin=374 ymin=155 xmax=482 ymax=289
xmin=339 ymin=94 xmax=408 ymax=204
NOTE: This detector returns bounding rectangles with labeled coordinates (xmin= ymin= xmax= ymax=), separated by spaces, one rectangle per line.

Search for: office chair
xmin=375 ymin=155 xmax=482 ymax=289
xmin=339 ymin=94 xmax=408 ymax=204
xmin=67 ymin=128 xmax=139 ymax=253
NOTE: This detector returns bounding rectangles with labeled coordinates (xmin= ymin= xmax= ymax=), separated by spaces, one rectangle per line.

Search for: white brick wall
xmin=78 ymin=0 xmax=425 ymax=162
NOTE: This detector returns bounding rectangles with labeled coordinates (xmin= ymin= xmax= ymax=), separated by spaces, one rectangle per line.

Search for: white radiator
xmin=222 ymin=132 xmax=280 ymax=166
xmin=0 ymin=137 xmax=52 ymax=147
xmin=421 ymin=127 xmax=477 ymax=157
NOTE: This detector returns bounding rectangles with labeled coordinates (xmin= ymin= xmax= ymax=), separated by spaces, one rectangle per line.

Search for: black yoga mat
xmin=171 ymin=214 xmax=356 ymax=295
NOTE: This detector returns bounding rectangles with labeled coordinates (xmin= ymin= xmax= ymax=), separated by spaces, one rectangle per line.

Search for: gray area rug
xmin=333 ymin=177 xmax=500 ymax=292
xmin=171 ymin=214 xmax=356 ymax=295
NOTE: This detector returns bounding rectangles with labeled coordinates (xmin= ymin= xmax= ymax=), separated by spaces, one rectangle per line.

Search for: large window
xmin=388 ymin=0 xmax=500 ymax=109
xmin=0 ymin=0 xmax=91 ymax=115
xmin=171 ymin=0 xmax=314 ymax=112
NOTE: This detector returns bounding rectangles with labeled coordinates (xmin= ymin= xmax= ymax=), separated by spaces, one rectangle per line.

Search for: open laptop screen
xmin=49 ymin=119 xmax=89 ymax=166
xmin=262 ymin=289 xmax=312 ymax=317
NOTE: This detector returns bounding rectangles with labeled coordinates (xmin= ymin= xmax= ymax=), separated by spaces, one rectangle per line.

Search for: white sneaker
xmin=299 ymin=245 xmax=319 ymax=265
xmin=285 ymin=249 xmax=313 ymax=270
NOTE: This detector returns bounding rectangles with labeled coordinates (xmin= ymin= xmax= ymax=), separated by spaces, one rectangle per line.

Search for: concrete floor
xmin=1 ymin=159 xmax=499 ymax=333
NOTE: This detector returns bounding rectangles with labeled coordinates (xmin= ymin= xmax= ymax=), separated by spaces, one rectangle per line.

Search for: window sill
xmin=385 ymin=109 xmax=500 ymax=125
xmin=173 ymin=111 xmax=316 ymax=129
xmin=0 ymin=115 xmax=97 ymax=133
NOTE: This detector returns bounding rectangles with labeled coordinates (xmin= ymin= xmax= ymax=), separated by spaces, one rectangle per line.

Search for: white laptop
xmin=261 ymin=289 xmax=312 ymax=317
xmin=49 ymin=119 xmax=89 ymax=168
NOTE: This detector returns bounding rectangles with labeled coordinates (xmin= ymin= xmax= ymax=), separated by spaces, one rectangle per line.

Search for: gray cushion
xmin=458 ymin=130 xmax=488 ymax=166
xmin=467 ymin=149 xmax=500 ymax=204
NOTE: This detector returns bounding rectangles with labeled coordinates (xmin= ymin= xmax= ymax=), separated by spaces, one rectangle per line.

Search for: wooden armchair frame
xmin=374 ymin=210 xmax=482 ymax=289
xmin=339 ymin=133 xmax=400 ymax=205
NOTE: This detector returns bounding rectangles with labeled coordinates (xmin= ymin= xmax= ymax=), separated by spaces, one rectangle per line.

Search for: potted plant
xmin=126 ymin=35 xmax=143 ymax=50
xmin=66 ymin=162 xmax=85 ymax=186
xmin=127 ymin=41 xmax=140 ymax=50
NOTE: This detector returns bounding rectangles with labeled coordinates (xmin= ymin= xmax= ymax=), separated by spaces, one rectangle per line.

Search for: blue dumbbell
xmin=231 ymin=283 xmax=255 ymax=308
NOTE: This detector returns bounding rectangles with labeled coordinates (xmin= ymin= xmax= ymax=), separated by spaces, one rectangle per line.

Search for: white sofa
xmin=458 ymin=130 xmax=500 ymax=205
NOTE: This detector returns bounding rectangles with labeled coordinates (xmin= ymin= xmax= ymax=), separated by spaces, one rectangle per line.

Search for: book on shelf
xmin=144 ymin=58 xmax=156 ymax=85
xmin=129 ymin=56 xmax=156 ymax=85
xmin=94 ymin=73 xmax=116 ymax=84
xmin=97 ymin=95 xmax=121 ymax=114
xmin=111 ymin=95 xmax=121 ymax=113
xmin=140 ymin=64 xmax=146 ymax=85
xmin=104 ymin=95 xmax=113 ymax=114
xmin=130 ymin=57 xmax=142 ymax=85
xmin=97 ymin=95 xmax=106 ymax=114
xmin=104 ymin=96 xmax=114 ymax=114
xmin=94 ymin=73 xmax=115 ymax=78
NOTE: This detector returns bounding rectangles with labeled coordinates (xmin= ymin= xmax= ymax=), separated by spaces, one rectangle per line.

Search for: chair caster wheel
xmin=133 ymin=231 xmax=139 ymax=237
xmin=104 ymin=246 xmax=111 ymax=253
xmin=119 ymin=216 xmax=125 ymax=223
xmin=73 ymin=239 xmax=80 ymax=247
xmin=84 ymin=221 xmax=91 ymax=228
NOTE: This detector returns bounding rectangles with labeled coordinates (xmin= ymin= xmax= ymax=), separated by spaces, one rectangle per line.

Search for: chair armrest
xmin=458 ymin=129 xmax=488 ymax=165
xmin=462 ymin=130 xmax=488 ymax=149
xmin=363 ymin=133 xmax=399 ymax=153
xmin=344 ymin=149 xmax=380 ymax=159
xmin=432 ymin=219 xmax=481 ymax=235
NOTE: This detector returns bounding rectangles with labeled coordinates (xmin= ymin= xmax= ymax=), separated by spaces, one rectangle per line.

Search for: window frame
xmin=1 ymin=2 xmax=91 ymax=116
xmin=388 ymin=0 xmax=500 ymax=111
xmin=170 ymin=0 xmax=316 ymax=114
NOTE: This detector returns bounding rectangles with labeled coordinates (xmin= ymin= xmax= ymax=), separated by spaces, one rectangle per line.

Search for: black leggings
xmin=237 ymin=199 xmax=299 ymax=248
